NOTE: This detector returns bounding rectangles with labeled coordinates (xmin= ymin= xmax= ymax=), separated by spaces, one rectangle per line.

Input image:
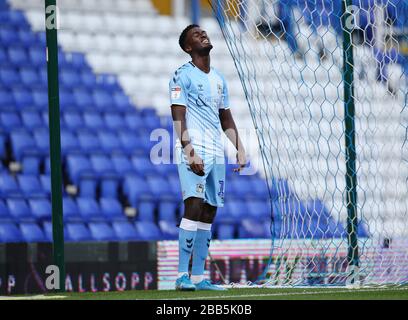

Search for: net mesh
xmin=210 ymin=0 xmax=408 ymax=286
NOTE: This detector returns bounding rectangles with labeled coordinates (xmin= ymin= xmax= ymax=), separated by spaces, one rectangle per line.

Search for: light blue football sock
xmin=191 ymin=225 xmax=212 ymax=279
xmin=178 ymin=219 xmax=198 ymax=274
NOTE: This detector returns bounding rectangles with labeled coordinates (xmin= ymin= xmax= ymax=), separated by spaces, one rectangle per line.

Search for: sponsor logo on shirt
xmin=171 ymin=86 xmax=182 ymax=100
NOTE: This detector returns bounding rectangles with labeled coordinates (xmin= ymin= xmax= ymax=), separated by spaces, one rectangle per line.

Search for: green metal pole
xmin=45 ymin=0 xmax=65 ymax=292
xmin=341 ymin=0 xmax=359 ymax=284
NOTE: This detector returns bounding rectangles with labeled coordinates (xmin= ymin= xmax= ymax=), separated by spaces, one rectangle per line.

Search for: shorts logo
xmin=171 ymin=86 xmax=182 ymax=100
xmin=218 ymin=180 xmax=225 ymax=199
xmin=196 ymin=183 xmax=204 ymax=194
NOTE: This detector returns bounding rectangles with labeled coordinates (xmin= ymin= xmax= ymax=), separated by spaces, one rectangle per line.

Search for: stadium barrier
xmin=0 ymin=241 xmax=157 ymax=295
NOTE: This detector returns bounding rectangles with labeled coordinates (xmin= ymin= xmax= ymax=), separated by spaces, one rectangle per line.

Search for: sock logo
xmin=186 ymin=238 xmax=193 ymax=249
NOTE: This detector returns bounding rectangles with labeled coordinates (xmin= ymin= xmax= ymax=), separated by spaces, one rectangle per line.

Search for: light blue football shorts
xmin=175 ymin=147 xmax=225 ymax=207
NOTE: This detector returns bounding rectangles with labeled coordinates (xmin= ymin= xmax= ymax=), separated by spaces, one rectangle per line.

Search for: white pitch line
xmin=0 ymin=295 xmax=67 ymax=300
xmin=165 ymin=286 xmax=408 ymax=300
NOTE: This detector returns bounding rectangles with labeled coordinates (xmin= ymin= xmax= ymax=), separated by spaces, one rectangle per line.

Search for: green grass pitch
xmin=3 ymin=286 xmax=408 ymax=300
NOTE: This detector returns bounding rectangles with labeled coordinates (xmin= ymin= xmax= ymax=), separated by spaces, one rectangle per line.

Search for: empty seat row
xmin=0 ymin=85 xmax=133 ymax=111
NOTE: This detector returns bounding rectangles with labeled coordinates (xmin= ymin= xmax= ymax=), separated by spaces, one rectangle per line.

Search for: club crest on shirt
xmin=217 ymin=83 xmax=222 ymax=95
xmin=171 ymin=86 xmax=182 ymax=99
xmin=196 ymin=183 xmax=204 ymax=194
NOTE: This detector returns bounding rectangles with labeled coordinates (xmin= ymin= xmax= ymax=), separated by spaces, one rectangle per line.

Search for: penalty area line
xmin=165 ymin=286 xmax=408 ymax=300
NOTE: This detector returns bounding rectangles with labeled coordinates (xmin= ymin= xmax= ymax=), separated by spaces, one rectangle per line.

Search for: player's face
xmin=186 ymin=27 xmax=213 ymax=54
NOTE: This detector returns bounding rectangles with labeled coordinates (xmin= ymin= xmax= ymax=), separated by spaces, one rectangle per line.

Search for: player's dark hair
xmin=179 ymin=24 xmax=200 ymax=52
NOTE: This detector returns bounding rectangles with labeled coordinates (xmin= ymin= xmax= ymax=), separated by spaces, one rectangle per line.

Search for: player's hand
xmin=234 ymin=149 xmax=247 ymax=173
xmin=185 ymin=147 xmax=205 ymax=176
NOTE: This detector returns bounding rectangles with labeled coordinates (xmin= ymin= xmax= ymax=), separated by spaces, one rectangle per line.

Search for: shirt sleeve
xmin=219 ymin=75 xmax=230 ymax=110
xmin=169 ymin=71 xmax=188 ymax=107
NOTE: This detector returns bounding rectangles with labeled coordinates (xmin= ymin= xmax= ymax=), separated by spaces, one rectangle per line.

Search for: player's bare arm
xmin=219 ymin=108 xmax=246 ymax=172
xmin=171 ymin=104 xmax=205 ymax=176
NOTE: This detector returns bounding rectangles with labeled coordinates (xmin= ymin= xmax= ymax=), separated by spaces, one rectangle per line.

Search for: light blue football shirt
xmin=169 ymin=62 xmax=229 ymax=159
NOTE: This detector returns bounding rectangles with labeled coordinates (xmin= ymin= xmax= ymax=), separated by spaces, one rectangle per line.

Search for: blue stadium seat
xmin=60 ymin=88 xmax=77 ymax=109
xmin=66 ymin=154 xmax=96 ymax=184
xmin=251 ymin=178 xmax=271 ymax=199
xmin=0 ymin=66 xmax=20 ymax=88
xmin=63 ymin=111 xmax=84 ymax=130
xmin=20 ymin=67 xmax=40 ymax=87
xmin=104 ymin=113 xmax=125 ymax=131
xmin=213 ymin=202 xmax=234 ymax=224
xmin=7 ymin=198 xmax=34 ymax=222
xmin=92 ymin=89 xmax=114 ymax=110
xmin=28 ymin=198 xmax=52 ymax=220
xmin=0 ymin=110 xmax=21 ymax=132
xmin=8 ymin=46 xmax=28 ymax=66
xmin=247 ymin=199 xmax=270 ymax=220
xmin=137 ymin=200 xmax=156 ymax=222
xmin=358 ymin=221 xmax=369 ymax=238
xmin=124 ymin=113 xmax=144 ymax=131
xmin=112 ymin=221 xmax=139 ymax=240
xmin=81 ymin=71 xmax=97 ymax=89
xmin=134 ymin=221 xmax=162 ymax=240
xmin=146 ymin=175 xmax=174 ymax=199
xmin=12 ymin=87 xmax=34 ymax=109
xmin=100 ymin=198 xmax=126 ymax=221
xmin=11 ymin=130 xmax=41 ymax=161
xmin=17 ymin=175 xmax=48 ymax=198
xmin=20 ymin=222 xmax=47 ymax=242
xmin=227 ymin=199 xmax=249 ymax=219
xmin=33 ymin=128 xmax=49 ymax=154
xmin=67 ymin=52 xmax=87 ymax=69
xmin=77 ymin=130 xmax=101 ymax=152
xmin=118 ymin=131 xmax=146 ymax=155
xmin=0 ymin=88 xmax=13 ymax=109
xmin=60 ymin=68 xmax=80 ymax=89
xmin=158 ymin=200 xmax=178 ymax=222
xmin=216 ymin=223 xmax=235 ymax=240
xmin=113 ymin=92 xmax=135 ymax=112
xmin=61 ymin=130 xmax=80 ymax=154
xmin=3 ymin=10 xmax=28 ymax=28
xmin=76 ymin=197 xmax=104 ymax=222
xmin=123 ymin=175 xmax=153 ymax=207
xmin=88 ymin=222 xmax=117 ymax=241
xmin=131 ymin=155 xmax=158 ymax=175
xmin=143 ymin=114 xmax=161 ymax=130
xmin=97 ymin=132 xmax=123 ymax=154
xmin=158 ymin=220 xmax=178 ymax=239
xmin=0 ymin=222 xmax=24 ymax=242
xmin=73 ymin=88 xmax=93 ymax=107
xmin=306 ymin=199 xmax=331 ymax=221
xmin=21 ymin=110 xmax=43 ymax=129
xmin=40 ymin=175 xmax=51 ymax=195
xmin=111 ymin=154 xmax=135 ymax=175
xmin=79 ymin=177 xmax=98 ymax=198
xmin=0 ymin=173 xmax=22 ymax=197
xmin=0 ymin=27 xmax=17 ymax=46
xmin=167 ymin=174 xmax=182 ymax=197
xmin=42 ymin=221 xmax=53 ymax=242
xmin=66 ymin=222 xmax=93 ymax=241
xmin=32 ymin=88 xmax=48 ymax=109
xmin=63 ymin=197 xmax=82 ymax=222
xmin=275 ymin=179 xmax=293 ymax=199
xmin=90 ymin=154 xmax=117 ymax=177
xmin=28 ymin=46 xmax=46 ymax=67
xmin=83 ymin=112 xmax=105 ymax=130
xmin=100 ymin=178 xmax=119 ymax=199
xmin=238 ymin=219 xmax=269 ymax=239
xmin=0 ymin=199 xmax=11 ymax=222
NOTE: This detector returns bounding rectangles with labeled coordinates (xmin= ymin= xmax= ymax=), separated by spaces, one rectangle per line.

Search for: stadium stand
xmin=0 ymin=0 xmax=373 ymax=243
